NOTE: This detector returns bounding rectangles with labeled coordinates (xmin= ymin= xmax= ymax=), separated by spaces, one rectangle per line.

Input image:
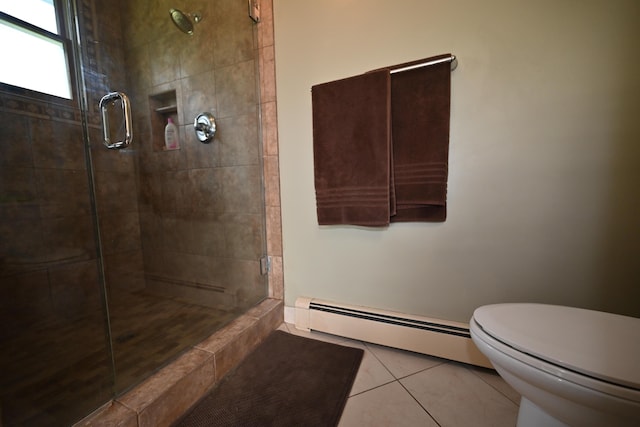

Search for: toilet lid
xmin=473 ymin=303 xmax=640 ymax=390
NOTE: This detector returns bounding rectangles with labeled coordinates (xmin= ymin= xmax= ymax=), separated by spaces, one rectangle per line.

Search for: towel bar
xmin=390 ymin=55 xmax=457 ymax=74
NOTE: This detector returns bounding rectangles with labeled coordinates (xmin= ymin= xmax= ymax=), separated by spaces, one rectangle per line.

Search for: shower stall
xmin=0 ymin=0 xmax=271 ymax=425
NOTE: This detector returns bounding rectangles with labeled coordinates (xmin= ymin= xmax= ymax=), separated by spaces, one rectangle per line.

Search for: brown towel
xmin=312 ymin=70 xmax=392 ymax=226
xmin=312 ymin=54 xmax=452 ymax=226
xmin=386 ymin=54 xmax=451 ymax=222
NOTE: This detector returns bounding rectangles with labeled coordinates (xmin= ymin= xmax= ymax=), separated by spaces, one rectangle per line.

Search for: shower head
xmin=169 ymin=8 xmax=201 ymax=35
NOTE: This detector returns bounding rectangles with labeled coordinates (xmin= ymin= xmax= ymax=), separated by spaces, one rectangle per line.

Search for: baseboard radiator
xmin=295 ymin=297 xmax=492 ymax=369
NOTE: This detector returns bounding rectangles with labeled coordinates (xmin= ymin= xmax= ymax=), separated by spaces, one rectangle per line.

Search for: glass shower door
xmin=0 ymin=2 xmax=115 ymax=425
xmin=0 ymin=0 xmax=267 ymax=424
xmin=0 ymin=102 xmax=114 ymax=424
xmin=82 ymin=0 xmax=268 ymax=396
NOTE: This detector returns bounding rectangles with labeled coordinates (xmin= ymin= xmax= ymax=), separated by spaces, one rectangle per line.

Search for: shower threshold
xmin=75 ymin=298 xmax=283 ymax=426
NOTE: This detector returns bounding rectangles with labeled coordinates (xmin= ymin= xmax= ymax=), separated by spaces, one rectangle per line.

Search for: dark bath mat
xmin=173 ymin=330 xmax=363 ymax=427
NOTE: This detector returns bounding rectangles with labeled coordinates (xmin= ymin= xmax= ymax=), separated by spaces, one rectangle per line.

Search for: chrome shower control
xmin=194 ymin=112 xmax=216 ymax=143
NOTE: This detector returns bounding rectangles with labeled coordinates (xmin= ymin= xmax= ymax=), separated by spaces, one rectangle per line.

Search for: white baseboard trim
xmin=294 ymin=297 xmax=492 ymax=368
xmin=284 ymin=305 xmax=296 ymax=325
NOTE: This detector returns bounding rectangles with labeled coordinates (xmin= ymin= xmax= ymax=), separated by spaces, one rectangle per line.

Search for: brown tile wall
xmin=83 ymin=0 xmax=147 ymax=296
xmin=112 ymin=0 xmax=271 ymax=311
xmin=0 ymin=100 xmax=102 ymax=320
xmin=0 ymin=88 xmax=114 ymax=427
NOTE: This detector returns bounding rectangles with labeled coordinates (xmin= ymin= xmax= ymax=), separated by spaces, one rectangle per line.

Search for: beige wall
xmin=274 ymin=0 xmax=640 ymax=322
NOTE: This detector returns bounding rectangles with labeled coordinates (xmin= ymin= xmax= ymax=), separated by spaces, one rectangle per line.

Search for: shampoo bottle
xmin=164 ymin=117 xmax=179 ymax=150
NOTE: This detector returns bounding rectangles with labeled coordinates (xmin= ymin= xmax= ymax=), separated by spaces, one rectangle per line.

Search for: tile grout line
xmin=359 ymin=340 xmax=446 ymax=426
xmin=361 ymin=340 xmax=447 ymax=381
xmin=346 ymin=378 xmax=399 ymax=399
xmin=362 ymin=341 xmax=400 ymax=380
xmin=397 ymin=378 xmax=443 ymax=427
xmin=466 ymin=365 xmax=521 ymax=406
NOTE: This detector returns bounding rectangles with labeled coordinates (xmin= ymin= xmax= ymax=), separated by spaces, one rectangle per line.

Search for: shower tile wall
xmin=117 ymin=0 xmax=266 ymax=311
xmin=0 ymin=1 xmax=270 ymax=330
xmin=0 ymin=88 xmax=113 ymax=425
xmin=82 ymin=0 xmax=147 ymax=297
xmin=0 ymin=106 xmax=101 ymax=314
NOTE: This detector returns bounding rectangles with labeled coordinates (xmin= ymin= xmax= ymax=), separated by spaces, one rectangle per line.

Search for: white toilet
xmin=470 ymin=303 xmax=640 ymax=427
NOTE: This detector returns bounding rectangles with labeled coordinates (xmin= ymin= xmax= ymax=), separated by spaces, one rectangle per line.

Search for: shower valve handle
xmin=194 ymin=112 xmax=216 ymax=143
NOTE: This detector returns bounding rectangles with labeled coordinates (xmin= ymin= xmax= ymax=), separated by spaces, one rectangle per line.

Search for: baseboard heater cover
xmin=295 ymin=297 xmax=492 ymax=369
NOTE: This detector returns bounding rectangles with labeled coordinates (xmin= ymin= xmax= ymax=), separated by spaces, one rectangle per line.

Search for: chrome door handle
xmin=99 ymin=92 xmax=133 ymax=149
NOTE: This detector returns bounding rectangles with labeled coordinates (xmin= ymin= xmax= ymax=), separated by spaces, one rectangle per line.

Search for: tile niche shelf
xmin=149 ymin=89 xmax=180 ymax=151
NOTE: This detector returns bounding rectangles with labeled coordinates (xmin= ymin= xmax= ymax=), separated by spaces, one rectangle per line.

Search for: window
xmin=0 ymin=0 xmax=73 ymax=99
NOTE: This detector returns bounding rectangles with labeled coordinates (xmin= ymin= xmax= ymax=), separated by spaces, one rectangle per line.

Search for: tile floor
xmin=278 ymin=323 xmax=521 ymax=427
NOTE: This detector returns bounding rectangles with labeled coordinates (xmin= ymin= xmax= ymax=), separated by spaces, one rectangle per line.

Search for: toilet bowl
xmin=470 ymin=303 xmax=640 ymax=427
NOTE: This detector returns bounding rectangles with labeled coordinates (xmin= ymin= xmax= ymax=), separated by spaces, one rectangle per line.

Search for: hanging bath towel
xmin=311 ymin=70 xmax=393 ymax=226
xmin=385 ymin=54 xmax=451 ymax=222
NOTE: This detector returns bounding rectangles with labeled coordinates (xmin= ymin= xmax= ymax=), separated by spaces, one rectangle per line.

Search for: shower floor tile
xmin=108 ymin=290 xmax=239 ymax=394
xmin=0 ymin=290 xmax=238 ymax=426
